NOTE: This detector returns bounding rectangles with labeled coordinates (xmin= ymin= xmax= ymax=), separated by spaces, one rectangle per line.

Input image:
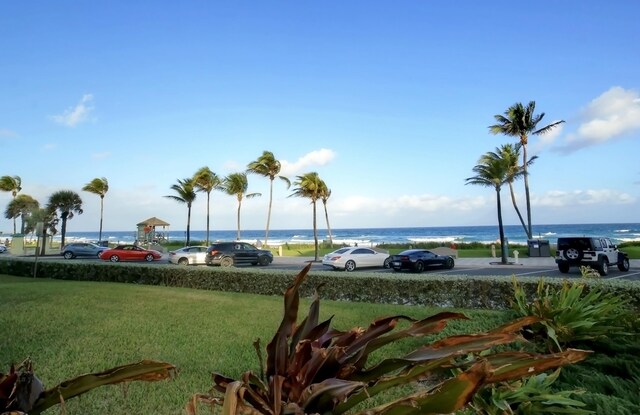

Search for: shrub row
xmin=2 ymin=257 xmax=639 ymax=310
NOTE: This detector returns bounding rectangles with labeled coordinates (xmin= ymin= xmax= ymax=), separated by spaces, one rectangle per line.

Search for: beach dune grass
xmin=1 ymin=274 xmax=513 ymax=414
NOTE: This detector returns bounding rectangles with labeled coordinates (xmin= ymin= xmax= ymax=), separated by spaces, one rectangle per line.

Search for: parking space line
xmin=607 ymin=270 xmax=640 ymax=280
xmin=514 ymin=269 xmax=557 ymax=276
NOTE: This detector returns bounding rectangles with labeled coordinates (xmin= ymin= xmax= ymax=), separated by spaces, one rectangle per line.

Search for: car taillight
xmin=401 ymin=256 xmax=409 ymax=260
xmin=331 ymin=256 xmax=340 ymax=261
xmin=209 ymin=250 xmax=220 ymax=256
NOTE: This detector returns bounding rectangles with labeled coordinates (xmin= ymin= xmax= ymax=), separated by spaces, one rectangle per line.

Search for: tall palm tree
xmin=4 ymin=194 xmax=40 ymax=234
xmin=290 ymin=172 xmax=323 ymax=261
xmin=465 ymin=151 xmax=510 ymax=264
xmin=82 ymin=177 xmax=109 ymax=243
xmin=318 ymin=181 xmax=333 ymax=247
xmin=222 ymin=172 xmax=261 ymax=240
xmin=498 ymin=144 xmax=537 ymax=239
xmin=489 ymin=101 xmax=564 ymax=238
xmin=165 ymin=178 xmax=197 ymax=246
xmin=25 ymin=207 xmax=58 ymax=256
xmin=46 ymin=190 xmax=83 ymax=248
xmin=0 ymin=175 xmax=22 ymax=234
xmin=193 ymin=167 xmax=222 ymax=245
xmin=246 ymin=151 xmax=291 ymax=247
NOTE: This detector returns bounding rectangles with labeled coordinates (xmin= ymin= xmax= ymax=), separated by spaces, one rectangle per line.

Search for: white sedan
xmin=322 ymin=247 xmax=391 ymax=272
xmin=168 ymin=246 xmax=209 ymax=265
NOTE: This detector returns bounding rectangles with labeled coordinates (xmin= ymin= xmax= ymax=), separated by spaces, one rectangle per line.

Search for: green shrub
xmin=511 ymin=277 xmax=636 ymax=351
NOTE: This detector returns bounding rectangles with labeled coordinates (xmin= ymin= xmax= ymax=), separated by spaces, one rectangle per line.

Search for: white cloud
xmin=533 ymin=189 xmax=634 ymax=207
xmin=50 ymin=94 xmax=95 ymax=127
xmin=0 ymin=128 xmax=18 ymax=138
xmin=280 ymin=148 xmax=336 ymax=176
xmin=92 ymin=151 xmax=111 ymax=160
xmin=555 ymin=87 xmax=640 ymax=153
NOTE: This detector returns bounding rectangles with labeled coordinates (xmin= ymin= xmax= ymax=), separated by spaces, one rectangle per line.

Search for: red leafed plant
xmin=187 ymin=263 xmax=590 ymax=415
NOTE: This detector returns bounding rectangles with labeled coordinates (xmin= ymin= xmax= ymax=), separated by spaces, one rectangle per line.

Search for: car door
xmin=352 ymin=248 xmax=377 ymax=267
xmin=191 ymin=247 xmax=208 ymax=264
xmin=240 ymin=243 xmax=260 ymax=264
xmin=601 ymin=238 xmax=618 ymax=263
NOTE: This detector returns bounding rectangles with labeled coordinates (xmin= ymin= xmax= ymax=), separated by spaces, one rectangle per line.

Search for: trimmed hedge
xmin=2 ymin=257 xmax=639 ymax=310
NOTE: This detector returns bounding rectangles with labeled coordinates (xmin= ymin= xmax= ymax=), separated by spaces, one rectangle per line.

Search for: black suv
xmin=555 ymin=237 xmax=630 ymax=276
xmin=205 ymin=242 xmax=273 ymax=267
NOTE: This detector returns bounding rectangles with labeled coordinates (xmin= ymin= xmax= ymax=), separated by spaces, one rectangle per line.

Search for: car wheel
xmin=413 ymin=261 xmax=425 ymax=273
xmin=563 ymin=247 xmax=583 ymax=262
xmin=220 ymin=257 xmax=233 ymax=267
xmin=618 ymin=258 xmax=630 ymax=272
xmin=598 ymin=258 xmax=609 ymax=276
xmin=109 ymin=255 xmax=120 ymax=262
xmin=178 ymin=258 xmax=189 ymax=265
xmin=345 ymin=260 xmax=356 ymax=272
xmin=258 ymin=256 xmax=270 ymax=266
xmin=63 ymin=252 xmax=74 ymax=259
xmin=558 ymin=263 xmax=570 ymax=273
xmin=445 ymin=257 xmax=455 ymax=269
xmin=145 ymin=254 xmax=154 ymax=262
xmin=383 ymin=257 xmax=391 ymax=269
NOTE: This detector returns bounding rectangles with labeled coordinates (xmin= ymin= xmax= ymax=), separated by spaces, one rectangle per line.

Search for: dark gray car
xmin=61 ymin=242 xmax=108 ymax=259
xmin=205 ymin=242 xmax=273 ymax=267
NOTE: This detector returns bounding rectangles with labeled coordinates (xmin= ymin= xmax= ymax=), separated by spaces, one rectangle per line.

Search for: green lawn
xmin=0 ymin=274 xmax=512 ymax=415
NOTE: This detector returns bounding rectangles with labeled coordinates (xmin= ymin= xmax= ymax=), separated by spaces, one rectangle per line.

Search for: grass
xmin=0 ymin=274 xmax=513 ymax=415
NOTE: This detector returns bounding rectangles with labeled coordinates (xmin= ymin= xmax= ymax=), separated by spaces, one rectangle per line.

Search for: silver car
xmin=61 ymin=242 xmax=108 ymax=259
xmin=169 ymin=246 xmax=209 ymax=265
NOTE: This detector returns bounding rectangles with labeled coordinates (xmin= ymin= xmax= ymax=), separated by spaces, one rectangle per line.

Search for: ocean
xmin=7 ymin=223 xmax=640 ymax=247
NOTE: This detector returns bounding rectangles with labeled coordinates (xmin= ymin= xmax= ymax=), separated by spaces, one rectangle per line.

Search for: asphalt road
xmin=15 ymin=253 xmax=640 ymax=281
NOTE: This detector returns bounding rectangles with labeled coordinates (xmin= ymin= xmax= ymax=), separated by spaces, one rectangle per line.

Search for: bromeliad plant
xmin=0 ymin=358 xmax=175 ymax=415
xmin=188 ymin=264 xmax=590 ymax=415
xmin=511 ymin=277 xmax=634 ymax=352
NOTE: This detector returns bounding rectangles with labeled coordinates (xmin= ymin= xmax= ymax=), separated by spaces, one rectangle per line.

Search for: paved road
xmin=7 ymin=253 xmax=640 ymax=281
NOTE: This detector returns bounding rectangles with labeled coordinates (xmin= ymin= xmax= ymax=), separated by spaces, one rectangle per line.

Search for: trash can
xmin=527 ymin=240 xmax=541 ymax=257
xmin=538 ymin=240 xmax=551 ymax=257
xmin=98 ymin=240 xmax=109 ymax=247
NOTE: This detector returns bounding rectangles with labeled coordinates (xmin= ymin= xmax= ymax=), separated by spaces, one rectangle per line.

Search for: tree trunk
xmin=522 ymin=139 xmax=533 ymax=238
xmin=265 ymin=179 xmax=274 ymax=246
xmin=496 ymin=188 xmax=508 ymax=264
xmin=508 ymin=182 xmax=531 ymax=239
xmin=323 ymin=201 xmax=333 ymax=248
xmin=206 ymin=191 xmax=211 ymax=245
xmin=236 ymin=197 xmax=242 ymax=241
xmin=186 ymin=203 xmax=192 ymax=246
xmin=99 ymin=196 xmax=104 ymax=243
xmin=312 ymin=200 xmax=318 ymax=261
xmin=60 ymin=214 xmax=68 ymax=248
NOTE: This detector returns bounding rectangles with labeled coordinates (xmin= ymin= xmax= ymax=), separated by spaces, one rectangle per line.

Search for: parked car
xmin=99 ymin=244 xmax=163 ymax=262
xmin=61 ymin=242 xmax=108 ymax=259
xmin=555 ymin=236 xmax=630 ymax=276
xmin=205 ymin=242 xmax=273 ymax=267
xmin=0 ymin=245 xmax=6 ymax=254
xmin=168 ymin=246 xmax=208 ymax=265
xmin=322 ymin=247 xmax=391 ymax=272
xmin=389 ymin=249 xmax=455 ymax=273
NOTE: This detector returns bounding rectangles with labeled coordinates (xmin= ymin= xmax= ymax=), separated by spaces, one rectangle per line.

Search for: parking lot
xmin=7 ymin=253 xmax=640 ymax=281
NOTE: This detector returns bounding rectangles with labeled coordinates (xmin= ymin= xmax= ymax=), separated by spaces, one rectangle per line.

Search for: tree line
xmin=3 ymin=102 xmax=563 ymax=262
xmin=2 ymin=151 xmax=333 ymax=260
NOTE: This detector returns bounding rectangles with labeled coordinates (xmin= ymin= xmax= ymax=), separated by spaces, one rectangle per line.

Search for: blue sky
xmin=1 ymin=1 xmax=639 ymax=234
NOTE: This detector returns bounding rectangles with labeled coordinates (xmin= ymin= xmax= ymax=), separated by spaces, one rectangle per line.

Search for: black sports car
xmin=389 ymin=249 xmax=455 ymax=273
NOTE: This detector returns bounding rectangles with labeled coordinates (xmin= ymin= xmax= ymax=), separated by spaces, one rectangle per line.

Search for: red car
xmin=99 ymin=244 xmax=163 ymax=262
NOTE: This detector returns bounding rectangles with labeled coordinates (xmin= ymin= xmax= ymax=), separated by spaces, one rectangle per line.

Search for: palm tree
xmin=290 ymin=172 xmax=323 ymax=261
xmin=465 ymin=151 xmax=510 ymax=264
xmin=165 ymin=178 xmax=197 ymax=246
xmin=246 ymin=151 xmax=291 ymax=247
xmin=0 ymin=175 xmax=22 ymax=234
xmin=192 ymin=167 xmax=222 ymax=245
xmin=46 ymin=190 xmax=83 ymax=248
xmin=82 ymin=177 xmax=109 ymax=243
xmin=25 ymin=207 xmax=58 ymax=256
xmin=489 ymin=101 xmax=564 ymax=238
xmin=318 ymin=181 xmax=333 ymax=247
xmin=222 ymin=173 xmax=261 ymax=240
xmin=4 ymin=194 xmax=40 ymax=234
xmin=498 ymin=144 xmax=537 ymax=239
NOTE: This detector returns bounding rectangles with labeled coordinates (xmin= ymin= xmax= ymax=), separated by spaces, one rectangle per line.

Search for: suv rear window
xmin=557 ymin=238 xmax=591 ymax=250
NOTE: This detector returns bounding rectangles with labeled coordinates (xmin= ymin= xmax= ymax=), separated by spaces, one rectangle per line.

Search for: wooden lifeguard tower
xmin=136 ymin=217 xmax=170 ymax=243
